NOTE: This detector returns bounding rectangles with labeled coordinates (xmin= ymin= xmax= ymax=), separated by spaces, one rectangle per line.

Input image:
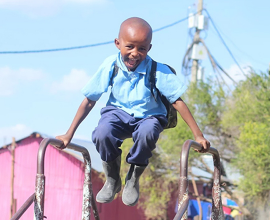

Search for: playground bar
xmin=173 ymin=139 xmax=225 ymax=220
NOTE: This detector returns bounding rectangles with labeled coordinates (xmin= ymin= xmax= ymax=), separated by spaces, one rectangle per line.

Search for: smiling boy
xmin=56 ymin=17 xmax=210 ymax=206
xmin=115 ymin=17 xmax=152 ymax=71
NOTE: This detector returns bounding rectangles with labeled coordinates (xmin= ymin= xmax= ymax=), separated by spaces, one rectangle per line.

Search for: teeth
xmin=128 ymin=59 xmax=137 ymax=65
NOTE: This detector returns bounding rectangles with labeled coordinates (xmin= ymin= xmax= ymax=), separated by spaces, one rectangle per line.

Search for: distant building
xmin=0 ymin=132 xmax=145 ymax=220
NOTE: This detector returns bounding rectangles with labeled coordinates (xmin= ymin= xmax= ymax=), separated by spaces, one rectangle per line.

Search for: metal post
xmin=46 ymin=138 xmax=100 ymax=220
xmin=11 ymin=138 xmax=100 ymax=220
xmin=10 ymin=137 xmax=16 ymax=219
xmin=173 ymin=140 xmax=225 ymax=220
xmin=191 ymin=0 xmax=203 ymax=83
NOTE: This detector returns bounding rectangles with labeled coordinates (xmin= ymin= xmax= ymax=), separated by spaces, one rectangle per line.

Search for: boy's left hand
xmin=195 ymin=136 xmax=211 ymax=153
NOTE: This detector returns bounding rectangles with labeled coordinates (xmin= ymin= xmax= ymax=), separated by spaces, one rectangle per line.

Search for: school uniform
xmin=82 ymin=52 xmax=187 ymax=165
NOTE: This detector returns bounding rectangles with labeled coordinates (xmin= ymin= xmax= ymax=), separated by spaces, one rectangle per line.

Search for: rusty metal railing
xmin=173 ymin=140 xmax=225 ymax=220
xmin=11 ymin=138 xmax=100 ymax=220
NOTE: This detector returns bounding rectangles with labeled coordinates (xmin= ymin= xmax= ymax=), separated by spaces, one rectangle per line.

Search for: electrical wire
xmin=0 ymin=14 xmax=196 ymax=55
xmin=181 ymin=8 xmax=245 ymax=86
xmin=152 ymin=16 xmax=189 ymax=33
xmin=181 ymin=35 xmax=237 ymax=88
xmin=0 ymin=41 xmax=114 ymax=54
xmin=207 ymin=16 xmax=267 ymax=67
xmin=212 ymin=56 xmax=237 ymax=84
xmin=203 ymin=9 xmax=246 ymax=76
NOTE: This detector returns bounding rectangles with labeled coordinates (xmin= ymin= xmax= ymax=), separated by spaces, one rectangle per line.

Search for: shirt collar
xmin=116 ymin=52 xmax=151 ymax=75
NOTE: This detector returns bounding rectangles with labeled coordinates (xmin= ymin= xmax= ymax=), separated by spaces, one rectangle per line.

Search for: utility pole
xmin=10 ymin=137 xmax=16 ymax=219
xmin=191 ymin=0 xmax=203 ymax=82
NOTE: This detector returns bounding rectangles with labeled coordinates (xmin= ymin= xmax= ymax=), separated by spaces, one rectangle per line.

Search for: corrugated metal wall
xmin=0 ymin=147 xmax=12 ymax=220
xmin=0 ymin=136 xmax=147 ymax=220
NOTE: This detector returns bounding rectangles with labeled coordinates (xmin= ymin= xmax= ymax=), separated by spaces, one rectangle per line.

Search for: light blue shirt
xmin=81 ymin=53 xmax=187 ymax=118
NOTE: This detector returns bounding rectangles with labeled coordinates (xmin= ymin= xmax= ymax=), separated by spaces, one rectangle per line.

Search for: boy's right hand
xmin=55 ymin=133 xmax=73 ymax=148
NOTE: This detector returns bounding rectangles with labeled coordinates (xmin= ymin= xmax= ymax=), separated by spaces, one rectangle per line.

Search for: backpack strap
xmin=150 ymin=60 xmax=157 ymax=101
xmin=110 ymin=61 xmax=119 ymax=86
xmin=149 ymin=61 xmax=177 ymax=102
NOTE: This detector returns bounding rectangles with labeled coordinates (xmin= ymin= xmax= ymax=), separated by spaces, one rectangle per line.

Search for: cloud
xmin=207 ymin=63 xmax=249 ymax=87
xmin=0 ymin=0 xmax=109 ymax=16
xmin=225 ymin=63 xmax=249 ymax=83
xmin=0 ymin=124 xmax=32 ymax=146
xmin=50 ymin=69 xmax=90 ymax=93
xmin=0 ymin=66 xmax=44 ymax=96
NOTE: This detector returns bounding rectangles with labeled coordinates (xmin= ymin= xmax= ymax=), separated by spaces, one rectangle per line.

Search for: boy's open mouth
xmin=127 ymin=58 xmax=138 ymax=69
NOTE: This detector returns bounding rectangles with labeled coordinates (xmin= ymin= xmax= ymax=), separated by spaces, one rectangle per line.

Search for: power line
xmin=152 ymin=16 xmax=189 ymax=33
xmin=203 ymin=9 xmax=246 ymax=76
xmin=0 ymin=41 xmax=114 ymax=54
xmin=0 ymin=15 xmax=191 ymax=55
xmin=208 ymin=19 xmax=267 ymax=67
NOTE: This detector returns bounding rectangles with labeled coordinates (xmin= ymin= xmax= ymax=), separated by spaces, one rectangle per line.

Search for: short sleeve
xmin=81 ymin=55 xmax=117 ymax=101
xmin=155 ymin=63 xmax=187 ymax=103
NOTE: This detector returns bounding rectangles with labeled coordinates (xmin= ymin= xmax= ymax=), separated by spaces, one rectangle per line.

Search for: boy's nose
xmin=131 ymin=48 xmax=139 ymax=58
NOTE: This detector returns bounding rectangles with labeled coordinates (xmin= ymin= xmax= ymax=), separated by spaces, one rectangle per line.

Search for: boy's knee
xmin=93 ymin=124 xmax=112 ymax=142
xmin=135 ymin=126 xmax=159 ymax=142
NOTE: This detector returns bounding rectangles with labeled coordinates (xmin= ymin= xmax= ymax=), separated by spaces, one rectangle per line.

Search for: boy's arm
xmin=172 ymin=97 xmax=210 ymax=153
xmin=56 ymin=97 xmax=96 ymax=147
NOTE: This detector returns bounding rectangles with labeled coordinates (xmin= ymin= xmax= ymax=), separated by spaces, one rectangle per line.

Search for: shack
xmin=0 ymin=132 xmax=145 ymax=220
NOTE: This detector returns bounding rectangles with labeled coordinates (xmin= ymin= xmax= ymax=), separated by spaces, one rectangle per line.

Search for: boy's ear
xmin=115 ymin=38 xmax=120 ymax=49
xmin=148 ymin=44 xmax=152 ymax=52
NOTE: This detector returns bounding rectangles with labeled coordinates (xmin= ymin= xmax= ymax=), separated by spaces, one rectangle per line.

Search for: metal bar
xmin=91 ymin=194 xmax=100 ymax=220
xmin=10 ymin=193 xmax=35 ymax=220
xmin=48 ymin=138 xmax=100 ymax=220
xmin=36 ymin=138 xmax=91 ymax=219
xmin=211 ymin=149 xmax=224 ymax=219
xmin=11 ymin=138 xmax=100 ymax=220
xmin=173 ymin=176 xmax=189 ymax=220
xmin=81 ymin=157 xmax=94 ymax=220
xmin=37 ymin=138 xmax=90 ymax=174
xmin=174 ymin=139 xmax=225 ymax=220
xmin=10 ymin=137 xmax=16 ymax=219
xmin=34 ymin=174 xmax=45 ymax=220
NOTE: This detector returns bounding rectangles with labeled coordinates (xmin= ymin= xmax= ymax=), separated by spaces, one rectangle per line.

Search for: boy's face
xmin=115 ymin=26 xmax=152 ymax=71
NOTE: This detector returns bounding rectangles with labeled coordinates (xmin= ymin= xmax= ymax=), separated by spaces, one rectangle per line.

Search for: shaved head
xmin=118 ymin=17 xmax=152 ymax=43
xmin=115 ymin=17 xmax=152 ymax=71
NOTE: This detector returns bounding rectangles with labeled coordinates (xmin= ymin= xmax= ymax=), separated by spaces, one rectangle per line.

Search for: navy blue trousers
xmin=92 ymin=106 xmax=168 ymax=166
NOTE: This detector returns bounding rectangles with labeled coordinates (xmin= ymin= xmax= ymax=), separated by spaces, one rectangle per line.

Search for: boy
xmin=56 ymin=17 xmax=210 ymax=207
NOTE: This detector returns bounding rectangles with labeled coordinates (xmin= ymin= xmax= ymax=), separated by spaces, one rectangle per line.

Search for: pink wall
xmin=0 ymin=135 xmax=217 ymax=220
xmin=0 ymin=137 xmax=86 ymax=220
xmin=0 ymin=147 xmax=12 ymax=220
xmin=0 ymin=136 xmax=146 ymax=220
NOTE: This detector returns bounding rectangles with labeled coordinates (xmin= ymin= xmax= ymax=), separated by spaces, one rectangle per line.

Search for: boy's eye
xmin=126 ymin=45 xmax=133 ymax=49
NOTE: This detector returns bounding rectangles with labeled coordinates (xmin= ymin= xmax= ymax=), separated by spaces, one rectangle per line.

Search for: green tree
xmin=223 ymin=71 xmax=270 ymax=201
xmin=234 ymin=122 xmax=270 ymax=199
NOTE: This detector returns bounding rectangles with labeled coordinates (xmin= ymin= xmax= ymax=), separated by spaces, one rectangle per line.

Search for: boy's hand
xmin=55 ymin=133 xmax=72 ymax=149
xmin=195 ymin=136 xmax=210 ymax=153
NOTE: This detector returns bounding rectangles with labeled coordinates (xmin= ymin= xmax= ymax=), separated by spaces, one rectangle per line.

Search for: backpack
xmin=110 ymin=60 xmax=177 ymax=129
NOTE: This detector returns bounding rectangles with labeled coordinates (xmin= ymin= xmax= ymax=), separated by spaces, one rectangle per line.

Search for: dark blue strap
xmin=150 ymin=60 xmax=157 ymax=101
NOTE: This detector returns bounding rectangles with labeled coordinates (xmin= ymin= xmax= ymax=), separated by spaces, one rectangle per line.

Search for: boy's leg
xmin=92 ymin=106 xmax=133 ymax=203
xmin=92 ymin=106 xmax=133 ymax=162
xmin=127 ymin=116 xmax=166 ymax=165
xmin=122 ymin=116 xmax=166 ymax=206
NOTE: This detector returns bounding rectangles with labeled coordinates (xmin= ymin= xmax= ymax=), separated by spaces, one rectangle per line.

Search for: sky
xmin=1 ymin=0 xmax=269 ymax=147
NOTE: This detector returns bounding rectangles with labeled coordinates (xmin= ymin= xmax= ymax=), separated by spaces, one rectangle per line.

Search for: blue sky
xmin=1 ymin=0 xmax=269 ymax=146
